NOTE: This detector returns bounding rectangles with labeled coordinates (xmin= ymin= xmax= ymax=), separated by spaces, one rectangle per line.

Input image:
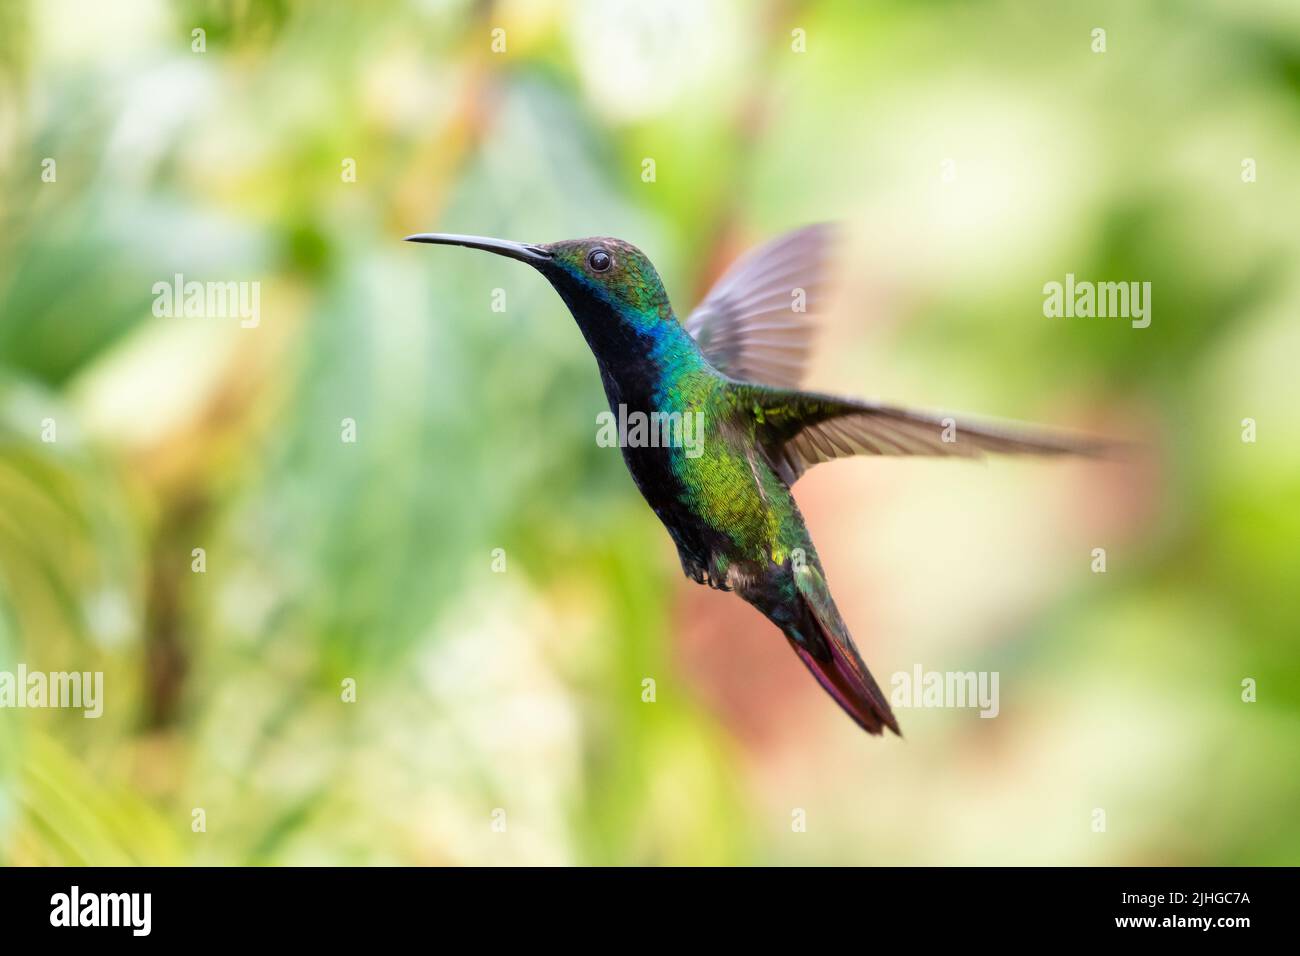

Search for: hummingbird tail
xmin=781 ymin=566 xmax=901 ymax=737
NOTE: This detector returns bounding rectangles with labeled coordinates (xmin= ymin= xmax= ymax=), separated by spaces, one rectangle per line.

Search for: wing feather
xmin=739 ymin=386 xmax=1110 ymax=484
xmin=684 ymin=224 xmax=837 ymax=388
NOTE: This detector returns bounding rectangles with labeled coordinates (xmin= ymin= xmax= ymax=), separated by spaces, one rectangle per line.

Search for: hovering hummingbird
xmin=406 ymin=225 xmax=1104 ymax=737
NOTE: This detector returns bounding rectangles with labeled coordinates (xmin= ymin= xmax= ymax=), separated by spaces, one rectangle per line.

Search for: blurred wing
xmin=684 ymin=224 xmax=837 ymax=388
xmin=746 ymin=387 xmax=1108 ymax=485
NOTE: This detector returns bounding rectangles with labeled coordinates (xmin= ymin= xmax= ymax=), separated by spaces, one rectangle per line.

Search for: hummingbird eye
xmin=587 ymin=248 xmax=612 ymax=273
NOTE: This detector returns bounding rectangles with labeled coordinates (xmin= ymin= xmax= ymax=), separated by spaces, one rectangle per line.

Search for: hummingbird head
xmin=405 ymin=232 xmax=682 ymax=364
xmin=532 ymin=237 xmax=673 ymax=325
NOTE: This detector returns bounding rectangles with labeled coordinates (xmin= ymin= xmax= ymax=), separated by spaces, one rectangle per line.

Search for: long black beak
xmin=404 ymin=232 xmax=551 ymax=265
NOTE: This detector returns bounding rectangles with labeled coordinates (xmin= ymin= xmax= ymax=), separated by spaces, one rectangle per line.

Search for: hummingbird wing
xmin=683 ymin=224 xmax=836 ymax=388
xmin=741 ymin=386 xmax=1109 ymax=484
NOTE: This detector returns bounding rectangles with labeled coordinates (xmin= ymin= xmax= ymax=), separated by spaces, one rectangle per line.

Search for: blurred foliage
xmin=0 ymin=0 xmax=1297 ymax=865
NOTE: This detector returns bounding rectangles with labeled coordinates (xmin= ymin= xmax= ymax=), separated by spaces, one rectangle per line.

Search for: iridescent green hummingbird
xmin=406 ymin=225 xmax=1103 ymax=737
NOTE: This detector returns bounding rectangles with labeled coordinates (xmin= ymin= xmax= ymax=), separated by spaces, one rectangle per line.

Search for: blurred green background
xmin=1 ymin=0 xmax=1298 ymax=865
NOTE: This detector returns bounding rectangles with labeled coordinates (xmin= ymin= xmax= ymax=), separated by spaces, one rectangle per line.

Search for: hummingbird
xmin=406 ymin=225 xmax=1104 ymax=737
